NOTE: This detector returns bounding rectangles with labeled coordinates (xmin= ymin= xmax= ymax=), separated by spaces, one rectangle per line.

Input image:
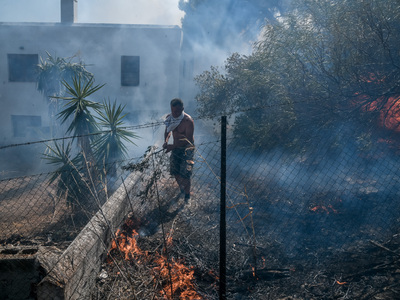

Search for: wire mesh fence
xmin=1 ymin=110 xmax=400 ymax=299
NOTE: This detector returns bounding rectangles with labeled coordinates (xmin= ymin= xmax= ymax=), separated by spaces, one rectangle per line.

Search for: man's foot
xmin=184 ymin=193 xmax=190 ymax=201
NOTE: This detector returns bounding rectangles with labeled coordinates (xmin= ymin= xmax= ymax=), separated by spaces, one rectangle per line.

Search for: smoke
xmin=180 ymin=0 xmax=291 ymax=69
xmin=178 ymin=0 xmax=292 ymax=114
xmin=78 ymin=0 xmax=185 ymax=25
xmin=0 ymin=0 xmax=293 ymax=177
xmin=220 ymin=118 xmax=400 ymax=258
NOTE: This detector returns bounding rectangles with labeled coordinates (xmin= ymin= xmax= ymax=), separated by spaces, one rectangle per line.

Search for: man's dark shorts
xmin=170 ymin=147 xmax=195 ymax=179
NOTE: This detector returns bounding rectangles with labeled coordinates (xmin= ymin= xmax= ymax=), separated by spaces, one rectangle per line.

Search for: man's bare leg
xmin=175 ymin=175 xmax=190 ymax=199
xmin=175 ymin=175 xmax=184 ymax=192
xmin=181 ymin=177 xmax=190 ymax=195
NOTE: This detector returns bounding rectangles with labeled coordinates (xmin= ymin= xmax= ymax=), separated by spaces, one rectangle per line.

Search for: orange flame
xmin=109 ymin=229 xmax=146 ymax=260
xmin=154 ymin=255 xmax=202 ymax=299
xmin=108 ymin=225 xmax=202 ymax=299
xmin=364 ymin=96 xmax=400 ymax=132
xmin=355 ymin=73 xmax=400 ymax=133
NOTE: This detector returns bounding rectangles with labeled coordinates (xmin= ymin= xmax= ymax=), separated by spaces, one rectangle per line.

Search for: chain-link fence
xmin=1 ymin=110 xmax=400 ymax=299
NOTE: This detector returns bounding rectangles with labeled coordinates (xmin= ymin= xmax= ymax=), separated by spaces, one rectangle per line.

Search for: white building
xmin=0 ymin=1 xmax=186 ymax=175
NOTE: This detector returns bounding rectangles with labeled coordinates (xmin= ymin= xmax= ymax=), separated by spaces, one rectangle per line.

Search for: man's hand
xmin=163 ymin=144 xmax=174 ymax=153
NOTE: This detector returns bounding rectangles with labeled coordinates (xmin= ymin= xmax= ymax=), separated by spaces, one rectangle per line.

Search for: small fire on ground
xmin=310 ymin=204 xmax=338 ymax=214
xmin=309 ymin=196 xmax=343 ymax=215
xmin=107 ymin=218 xmax=202 ymax=299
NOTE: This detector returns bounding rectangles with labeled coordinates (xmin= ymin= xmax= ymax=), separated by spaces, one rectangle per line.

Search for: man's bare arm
xmin=163 ymin=129 xmax=172 ymax=151
xmin=164 ymin=129 xmax=171 ymax=144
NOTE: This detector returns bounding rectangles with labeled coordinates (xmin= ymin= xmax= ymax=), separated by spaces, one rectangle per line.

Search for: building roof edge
xmin=0 ymin=22 xmax=181 ymax=29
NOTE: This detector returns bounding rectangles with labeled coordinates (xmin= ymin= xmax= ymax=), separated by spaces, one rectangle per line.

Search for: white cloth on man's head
xmin=164 ymin=111 xmax=185 ymax=133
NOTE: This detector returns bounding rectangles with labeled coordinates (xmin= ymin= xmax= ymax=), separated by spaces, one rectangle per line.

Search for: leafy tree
xmin=195 ymin=0 xmax=400 ymax=149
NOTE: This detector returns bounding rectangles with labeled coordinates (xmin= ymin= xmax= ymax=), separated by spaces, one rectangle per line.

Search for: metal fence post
xmin=219 ymin=115 xmax=227 ymax=300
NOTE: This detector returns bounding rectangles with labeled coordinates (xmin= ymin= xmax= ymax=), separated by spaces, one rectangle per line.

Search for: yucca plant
xmin=43 ymin=142 xmax=89 ymax=208
xmin=94 ymin=99 xmax=138 ymax=177
xmin=56 ymin=75 xmax=105 ymax=161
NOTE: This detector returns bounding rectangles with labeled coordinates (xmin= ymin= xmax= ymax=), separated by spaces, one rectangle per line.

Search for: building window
xmin=8 ymin=54 xmax=39 ymax=82
xmin=11 ymin=115 xmax=41 ymax=137
xmin=121 ymin=56 xmax=140 ymax=86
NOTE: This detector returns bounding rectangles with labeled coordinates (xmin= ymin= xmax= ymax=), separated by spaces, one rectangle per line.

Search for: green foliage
xmin=39 ymin=57 xmax=138 ymax=206
xmin=195 ymin=0 xmax=400 ymax=149
xmin=56 ymin=76 xmax=104 ymax=140
xmin=37 ymin=51 xmax=93 ymax=98
xmin=43 ymin=142 xmax=89 ymax=208
xmin=37 ymin=52 xmax=94 ymax=138
xmin=93 ymin=99 xmax=138 ymax=167
xmin=196 ymin=51 xmax=297 ymax=149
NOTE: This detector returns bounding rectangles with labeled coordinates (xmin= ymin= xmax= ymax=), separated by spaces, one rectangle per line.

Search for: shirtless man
xmin=163 ymin=98 xmax=195 ymax=200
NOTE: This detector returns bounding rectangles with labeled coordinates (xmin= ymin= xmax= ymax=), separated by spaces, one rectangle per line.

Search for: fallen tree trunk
xmin=36 ymin=170 xmax=142 ymax=300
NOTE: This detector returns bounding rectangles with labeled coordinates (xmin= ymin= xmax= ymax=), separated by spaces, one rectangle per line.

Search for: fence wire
xmin=1 ymin=110 xmax=400 ymax=299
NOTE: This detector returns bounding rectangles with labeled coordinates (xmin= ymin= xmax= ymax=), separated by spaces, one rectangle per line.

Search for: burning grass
xmin=95 ymin=210 xmax=217 ymax=299
xmin=109 ymin=228 xmax=203 ymax=299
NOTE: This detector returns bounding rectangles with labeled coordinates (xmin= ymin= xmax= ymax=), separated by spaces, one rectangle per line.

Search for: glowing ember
xmin=310 ymin=204 xmax=338 ymax=214
xmin=251 ymin=266 xmax=256 ymax=277
xmin=166 ymin=228 xmax=174 ymax=249
xmin=261 ymin=256 xmax=266 ymax=268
